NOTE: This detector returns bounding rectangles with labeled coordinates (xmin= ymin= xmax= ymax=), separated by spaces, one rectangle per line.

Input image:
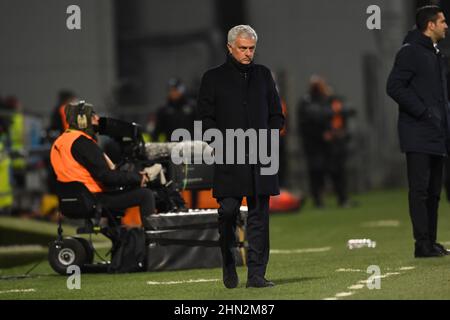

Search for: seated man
xmin=50 ymin=101 xmax=154 ymax=228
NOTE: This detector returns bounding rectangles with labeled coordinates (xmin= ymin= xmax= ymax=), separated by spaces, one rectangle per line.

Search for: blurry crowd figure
xmin=3 ymin=96 xmax=26 ymax=189
xmin=152 ymin=78 xmax=196 ymax=142
xmin=297 ymin=75 xmax=355 ymax=208
xmin=148 ymin=78 xmax=198 ymax=207
xmin=0 ymin=96 xmax=13 ymax=214
xmin=0 ymin=95 xmax=26 ymax=215
xmin=48 ymin=90 xmax=77 ymax=140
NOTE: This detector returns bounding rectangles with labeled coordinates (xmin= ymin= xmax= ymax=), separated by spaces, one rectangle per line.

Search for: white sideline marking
xmin=335 ymin=292 xmax=354 ymax=298
xmin=147 ymin=278 xmax=220 ymax=285
xmin=327 ymin=266 xmax=416 ymax=300
xmin=348 ymin=284 xmax=365 ymax=290
xmin=0 ymin=243 xmax=111 ymax=252
xmin=270 ymin=247 xmax=331 ymax=254
xmin=336 ymin=268 xmax=363 ymax=272
xmin=398 ymin=266 xmax=415 ymax=271
xmin=361 ymin=220 xmax=400 ymax=227
xmin=0 ymin=288 xmax=35 ymax=294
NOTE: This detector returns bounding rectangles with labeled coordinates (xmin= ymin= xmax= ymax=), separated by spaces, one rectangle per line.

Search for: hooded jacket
xmin=387 ymin=29 xmax=450 ymax=156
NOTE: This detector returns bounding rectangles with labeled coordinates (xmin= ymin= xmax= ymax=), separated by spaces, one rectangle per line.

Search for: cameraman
xmin=50 ymin=101 xmax=155 ymax=227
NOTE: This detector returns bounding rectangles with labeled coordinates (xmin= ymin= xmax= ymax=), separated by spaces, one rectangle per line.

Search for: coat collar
xmin=226 ymin=54 xmax=254 ymax=73
xmin=403 ymin=29 xmax=440 ymax=53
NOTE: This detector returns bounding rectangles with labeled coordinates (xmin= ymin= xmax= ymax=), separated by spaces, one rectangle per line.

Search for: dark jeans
xmin=217 ymin=195 xmax=270 ymax=281
xmin=406 ymin=153 xmax=443 ymax=246
xmin=96 ymin=188 xmax=155 ymax=227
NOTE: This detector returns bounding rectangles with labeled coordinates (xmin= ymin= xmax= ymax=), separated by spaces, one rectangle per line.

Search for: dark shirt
xmin=71 ymin=135 xmax=141 ymax=190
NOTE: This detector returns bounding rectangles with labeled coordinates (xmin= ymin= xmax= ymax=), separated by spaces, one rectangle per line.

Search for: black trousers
xmin=306 ymin=151 xmax=348 ymax=207
xmin=217 ymin=195 xmax=270 ymax=281
xmin=406 ymin=153 xmax=443 ymax=246
xmin=96 ymin=188 xmax=155 ymax=227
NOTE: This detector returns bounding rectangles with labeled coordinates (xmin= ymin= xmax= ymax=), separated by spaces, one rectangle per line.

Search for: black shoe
xmin=415 ymin=244 xmax=444 ymax=258
xmin=223 ymin=265 xmax=239 ymax=289
xmin=433 ymin=243 xmax=450 ymax=256
xmin=246 ymin=277 xmax=275 ymax=288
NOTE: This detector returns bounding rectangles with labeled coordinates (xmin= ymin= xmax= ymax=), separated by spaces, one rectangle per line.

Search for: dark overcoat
xmin=387 ymin=29 xmax=450 ymax=156
xmin=197 ymin=55 xmax=285 ymax=198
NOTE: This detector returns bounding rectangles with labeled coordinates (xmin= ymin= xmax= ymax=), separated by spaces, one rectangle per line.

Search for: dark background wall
xmin=2 ymin=0 xmax=448 ymax=192
xmin=0 ymin=0 xmax=116 ymax=115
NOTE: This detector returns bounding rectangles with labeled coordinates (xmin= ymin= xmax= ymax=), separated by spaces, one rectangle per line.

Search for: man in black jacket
xmin=197 ymin=25 xmax=284 ymax=288
xmin=387 ymin=5 xmax=450 ymax=258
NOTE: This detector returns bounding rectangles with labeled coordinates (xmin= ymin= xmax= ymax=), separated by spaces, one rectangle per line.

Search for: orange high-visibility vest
xmin=50 ymin=130 xmax=104 ymax=193
xmin=331 ymin=99 xmax=344 ymax=130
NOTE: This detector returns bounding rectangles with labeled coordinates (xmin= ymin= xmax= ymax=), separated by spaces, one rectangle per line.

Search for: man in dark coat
xmin=197 ymin=25 xmax=284 ymax=288
xmin=387 ymin=5 xmax=450 ymax=258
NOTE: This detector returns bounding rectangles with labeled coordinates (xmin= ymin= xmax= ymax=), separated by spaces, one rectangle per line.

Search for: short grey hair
xmin=227 ymin=25 xmax=258 ymax=45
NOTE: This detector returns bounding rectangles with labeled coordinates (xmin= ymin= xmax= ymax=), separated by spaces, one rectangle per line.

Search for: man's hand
xmin=140 ymin=171 xmax=150 ymax=187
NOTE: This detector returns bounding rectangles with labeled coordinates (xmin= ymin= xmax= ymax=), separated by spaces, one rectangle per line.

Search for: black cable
xmin=0 ymin=258 xmax=45 ymax=281
xmin=24 ymin=259 xmax=44 ymax=276
xmin=89 ymin=233 xmax=109 ymax=263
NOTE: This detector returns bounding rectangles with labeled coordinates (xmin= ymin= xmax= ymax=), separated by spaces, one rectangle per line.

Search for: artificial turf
xmin=1 ymin=189 xmax=450 ymax=300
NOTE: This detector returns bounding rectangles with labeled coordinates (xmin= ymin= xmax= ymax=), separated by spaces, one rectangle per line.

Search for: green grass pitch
xmin=1 ymin=189 xmax=450 ymax=300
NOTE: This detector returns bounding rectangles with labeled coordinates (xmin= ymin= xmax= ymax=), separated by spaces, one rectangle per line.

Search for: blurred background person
xmin=297 ymin=75 xmax=355 ymax=208
xmin=48 ymin=90 xmax=77 ymax=140
xmin=150 ymin=78 xmax=198 ymax=207
xmin=3 ymin=96 xmax=26 ymax=189
xmin=0 ymin=95 xmax=13 ymax=214
xmin=152 ymin=78 xmax=196 ymax=142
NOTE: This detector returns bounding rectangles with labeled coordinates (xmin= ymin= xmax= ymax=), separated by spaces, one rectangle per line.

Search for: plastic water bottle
xmin=347 ymin=239 xmax=376 ymax=249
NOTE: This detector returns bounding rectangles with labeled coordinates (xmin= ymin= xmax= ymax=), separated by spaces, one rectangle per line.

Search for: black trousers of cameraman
xmin=96 ymin=188 xmax=155 ymax=228
xmin=217 ymin=194 xmax=270 ymax=281
xmin=406 ymin=153 xmax=443 ymax=248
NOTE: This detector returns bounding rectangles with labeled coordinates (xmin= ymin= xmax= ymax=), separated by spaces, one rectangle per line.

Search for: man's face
xmin=430 ymin=12 xmax=448 ymax=41
xmin=227 ymin=37 xmax=256 ymax=64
